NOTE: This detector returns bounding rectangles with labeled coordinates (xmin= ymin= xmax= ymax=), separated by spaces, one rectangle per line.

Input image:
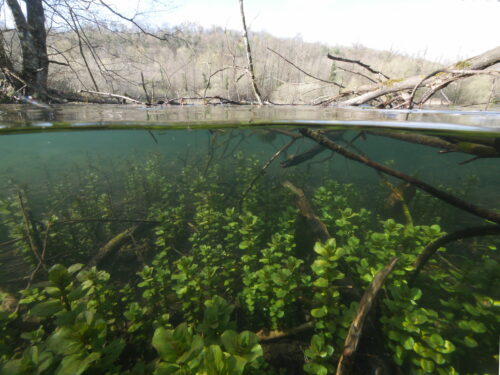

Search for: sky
xmin=119 ymin=0 xmax=500 ymax=63
xmin=2 ymin=0 xmax=499 ymax=62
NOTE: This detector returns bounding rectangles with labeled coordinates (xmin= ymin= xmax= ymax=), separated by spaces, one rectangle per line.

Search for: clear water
xmin=0 ymin=104 xmax=499 ymax=374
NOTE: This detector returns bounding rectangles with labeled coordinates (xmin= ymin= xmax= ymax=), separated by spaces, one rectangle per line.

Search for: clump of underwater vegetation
xmin=0 ymin=131 xmax=499 ymax=375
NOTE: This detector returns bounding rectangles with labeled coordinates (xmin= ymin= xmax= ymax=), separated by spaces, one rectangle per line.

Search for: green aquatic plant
xmin=0 ymin=152 xmax=498 ymax=374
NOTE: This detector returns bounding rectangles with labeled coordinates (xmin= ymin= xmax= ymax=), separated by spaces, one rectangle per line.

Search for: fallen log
xmin=331 ymin=46 xmax=500 ymax=107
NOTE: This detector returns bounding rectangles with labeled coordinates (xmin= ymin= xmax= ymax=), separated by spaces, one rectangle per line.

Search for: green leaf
xmin=67 ymin=264 xmax=84 ymax=274
xmin=55 ymin=352 xmax=100 ymax=375
xmin=410 ymin=288 xmax=422 ymax=301
xmin=311 ymin=306 xmax=328 ymax=318
xmin=469 ymin=321 xmax=487 ymax=333
xmin=303 ymin=362 xmax=328 ymax=375
xmin=48 ymin=264 xmax=70 ymax=287
xmin=420 ymin=358 xmax=435 ymax=373
xmin=463 ymin=336 xmax=478 ymax=348
xmin=31 ymin=300 xmax=64 ymax=318
xmin=152 ymin=327 xmax=177 ymax=362
xmin=426 ymin=333 xmax=444 ymax=349
xmin=313 ymin=242 xmax=328 ymax=257
xmin=313 ymin=278 xmax=329 ymax=288
xmin=403 ymin=336 xmax=415 ymax=350
xmin=436 ymin=340 xmax=456 ymax=354
xmin=204 ymin=345 xmax=226 ymax=374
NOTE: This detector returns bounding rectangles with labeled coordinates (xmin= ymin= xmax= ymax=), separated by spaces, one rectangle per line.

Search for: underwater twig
xmin=0 ymin=237 xmax=26 ymax=248
xmin=336 ymin=257 xmax=399 ymax=375
xmin=410 ymin=225 xmax=500 ymax=285
xmin=300 ymin=128 xmax=500 ymax=224
xmin=17 ymin=191 xmax=46 ymax=271
xmin=240 ymin=138 xmax=296 ymax=203
xmin=147 ymin=130 xmax=158 ymax=144
xmin=55 ymin=218 xmax=160 ymax=225
xmin=282 ymin=181 xmax=330 ymax=242
xmin=26 ymin=220 xmax=53 ymax=289
xmin=256 ymin=321 xmax=314 ymax=342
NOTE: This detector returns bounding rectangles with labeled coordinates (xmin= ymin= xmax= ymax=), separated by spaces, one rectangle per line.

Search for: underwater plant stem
xmin=410 ymin=225 xmax=500 ymax=285
xmin=336 ymin=257 xmax=398 ymax=375
xmin=300 ymin=128 xmax=500 ymax=225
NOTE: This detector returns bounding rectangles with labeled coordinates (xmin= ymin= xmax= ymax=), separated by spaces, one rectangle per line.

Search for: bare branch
xmin=268 ymin=47 xmax=344 ymax=88
xmin=327 ymin=53 xmax=390 ymax=80
xmin=79 ymin=89 xmax=143 ymax=104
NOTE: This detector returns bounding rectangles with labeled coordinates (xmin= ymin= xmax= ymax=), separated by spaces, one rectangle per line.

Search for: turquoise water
xmin=0 ymin=104 xmax=499 ymax=374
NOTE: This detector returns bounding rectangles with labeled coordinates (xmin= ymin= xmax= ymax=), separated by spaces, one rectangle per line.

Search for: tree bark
xmin=5 ymin=0 xmax=49 ymax=93
xmin=238 ymin=0 xmax=263 ymax=105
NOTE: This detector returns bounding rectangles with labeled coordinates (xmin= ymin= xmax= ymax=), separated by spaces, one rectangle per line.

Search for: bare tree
xmin=238 ymin=0 xmax=263 ymax=105
xmin=5 ymin=0 xmax=48 ymax=93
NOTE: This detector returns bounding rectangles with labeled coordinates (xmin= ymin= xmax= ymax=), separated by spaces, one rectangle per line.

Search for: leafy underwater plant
xmin=0 ymin=150 xmax=498 ymax=374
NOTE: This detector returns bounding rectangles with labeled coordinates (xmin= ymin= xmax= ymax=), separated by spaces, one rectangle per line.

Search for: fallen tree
xmin=323 ymin=46 xmax=500 ymax=108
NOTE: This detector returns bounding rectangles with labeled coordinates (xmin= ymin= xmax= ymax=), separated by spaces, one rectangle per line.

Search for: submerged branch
xmin=410 ymin=225 xmax=500 ymax=285
xmin=282 ymin=181 xmax=330 ymax=242
xmin=257 ymin=322 xmax=314 ymax=342
xmin=300 ymin=128 xmax=500 ymax=224
xmin=87 ymin=225 xmax=145 ymax=267
xmin=336 ymin=257 xmax=398 ymax=375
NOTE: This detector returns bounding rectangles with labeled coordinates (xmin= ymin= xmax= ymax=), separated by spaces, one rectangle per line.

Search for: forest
xmin=0 ymin=0 xmax=498 ymax=107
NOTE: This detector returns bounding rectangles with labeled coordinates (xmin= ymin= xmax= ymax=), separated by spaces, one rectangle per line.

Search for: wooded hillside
xmin=3 ymin=24 xmax=497 ymax=106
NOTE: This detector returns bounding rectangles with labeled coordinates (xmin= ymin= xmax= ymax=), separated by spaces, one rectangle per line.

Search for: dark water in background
xmin=0 ymin=104 xmax=499 ymax=374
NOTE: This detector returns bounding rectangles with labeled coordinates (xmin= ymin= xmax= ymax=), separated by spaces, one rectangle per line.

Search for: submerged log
xmin=87 ymin=225 xmax=145 ymax=267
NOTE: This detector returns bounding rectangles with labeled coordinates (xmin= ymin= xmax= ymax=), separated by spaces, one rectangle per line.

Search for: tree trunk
xmin=5 ymin=0 xmax=48 ymax=94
